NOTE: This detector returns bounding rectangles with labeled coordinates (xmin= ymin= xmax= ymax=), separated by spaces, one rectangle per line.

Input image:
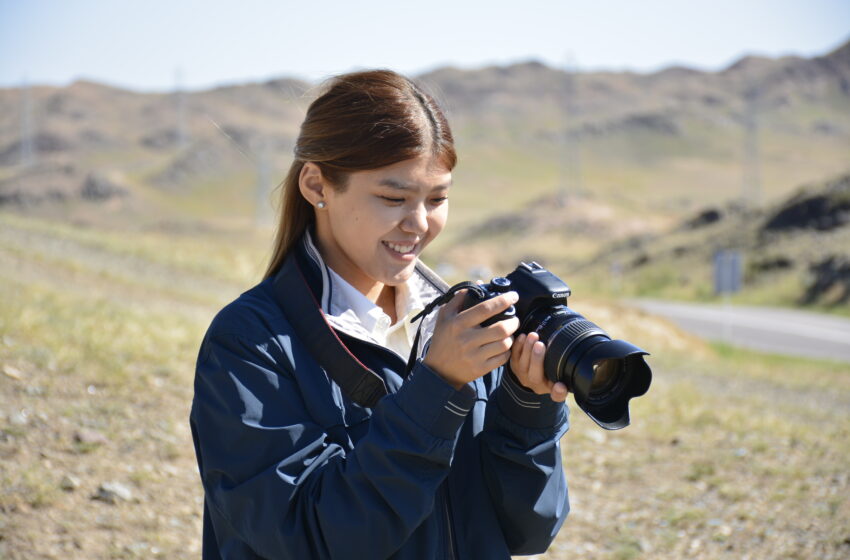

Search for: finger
xmin=521 ymin=332 xmax=540 ymax=380
xmin=523 ymin=332 xmax=540 ymax=371
xmin=527 ymin=340 xmax=547 ymax=388
xmin=479 ymin=336 xmax=514 ymax=360
xmin=515 ymin=331 xmax=537 ymax=377
xmin=550 ymin=382 xmax=568 ymax=403
xmin=510 ymin=333 xmax=527 ymax=365
xmin=458 ymin=291 xmax=518 ymax=328
xmin=478 ymin=317 xmax=519 ymax=344
xmin=435 ymin=289 xmax=468 ymax=321
xmin=483 ymin=349 xmax=513 ymax=372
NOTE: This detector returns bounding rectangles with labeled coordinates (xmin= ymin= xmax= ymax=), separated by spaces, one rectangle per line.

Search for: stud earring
xmin=317 ymin=201 xmax=326 ymax=209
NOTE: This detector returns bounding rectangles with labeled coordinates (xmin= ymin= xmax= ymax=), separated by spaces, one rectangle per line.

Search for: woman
xmin=190 ymin=69 xmax=570 ymax=560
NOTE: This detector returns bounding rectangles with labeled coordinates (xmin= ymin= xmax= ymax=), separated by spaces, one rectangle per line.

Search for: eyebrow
xmin=378 ymin=178 xmax=452 ymax=191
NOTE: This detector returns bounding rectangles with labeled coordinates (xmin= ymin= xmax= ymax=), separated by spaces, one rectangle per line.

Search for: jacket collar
xmin=281 ymin=228 xmax=448 ymax=351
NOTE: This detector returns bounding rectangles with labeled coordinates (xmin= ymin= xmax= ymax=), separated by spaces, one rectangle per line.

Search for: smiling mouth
xmin=383 ymin=241 xmax=417 ymax=255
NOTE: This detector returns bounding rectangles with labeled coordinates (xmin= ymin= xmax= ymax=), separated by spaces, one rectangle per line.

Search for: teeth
xmin=386 ymin=242 xmax=415 ymax=253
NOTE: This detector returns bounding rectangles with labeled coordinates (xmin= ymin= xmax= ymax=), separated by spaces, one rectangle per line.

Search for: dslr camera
xmin=464 ymin=262 xmax=652 ymax=430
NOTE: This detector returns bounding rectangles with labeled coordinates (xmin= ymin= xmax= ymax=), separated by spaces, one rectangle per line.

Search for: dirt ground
xmin=1 ymin=214 xmax=848 ymax=559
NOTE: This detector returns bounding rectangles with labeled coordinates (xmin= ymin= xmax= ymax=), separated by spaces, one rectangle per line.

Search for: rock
xmin=801 ymin=256 xmax=850 ymax=305
xmin=751 ymin=256 xmax=793 ymax=273
xmin=60 ymin=474 xmax=80 ymax=491
xmin=9 ymin=409 xmax=28 ymax=426
xmin=79 ymin=174 xmax=128 ymax=201
xmin=73 ymin=428 xmax=109 ymax=446
xmin=0 ymin=132 xmax=71 ymax=165
xmin=124 ymin=541 xmax=152 ymax=555
xmin=762 ymin=174 xmax=850 ymax=233
xmin=621 ymin=113 xmax=681 ymax=135
xmin=2 ymin=364 xmax=24 ymax=380
xmin=0 ymin=161 xmax=80 ymax=206
xmin=140 ymin=128 xmax=180 ymax=150
xmin=24 ymin=385 xmax=45 ymax=396
xmin=683 ymin=208 xmax=723 ymax=230
xmin=586 ymin=430 xmax=607 ymax=444
xmin=92 ymin=481 xmax=133 ymax=504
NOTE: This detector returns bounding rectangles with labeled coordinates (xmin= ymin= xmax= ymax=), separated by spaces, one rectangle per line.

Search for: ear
xmin=298 ymin=162 xmax=327 ymax=206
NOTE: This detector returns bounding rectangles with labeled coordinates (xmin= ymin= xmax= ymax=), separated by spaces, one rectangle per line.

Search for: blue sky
xmin=1 ymin=0 xmax=848 ymax=91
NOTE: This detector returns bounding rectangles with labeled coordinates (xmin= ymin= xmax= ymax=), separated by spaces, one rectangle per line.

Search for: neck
xmin=311 ymin=222 xmax=398 ymax=322
xmin=375 ymin=285 xmax=397 ymax=323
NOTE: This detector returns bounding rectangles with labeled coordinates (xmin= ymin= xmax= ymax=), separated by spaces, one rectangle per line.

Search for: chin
xmin=383 ymin=262 xmax=417 ymax=286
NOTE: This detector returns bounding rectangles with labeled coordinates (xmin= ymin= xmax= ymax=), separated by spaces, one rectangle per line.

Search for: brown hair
xmin=263 ymin=69 xmax=456 ymax=279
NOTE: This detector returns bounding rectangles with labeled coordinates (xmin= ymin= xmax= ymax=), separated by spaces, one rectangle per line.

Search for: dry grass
xmin=1 ymin=213 xmax=848 ymax=559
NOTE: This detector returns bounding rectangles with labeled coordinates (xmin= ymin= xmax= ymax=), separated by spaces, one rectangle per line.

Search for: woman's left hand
xmin=509 ymin=332 xmax=569 ymax=403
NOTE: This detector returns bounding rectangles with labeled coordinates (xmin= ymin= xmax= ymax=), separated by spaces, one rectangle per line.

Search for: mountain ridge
xmin=0 ymin=38 xmax=848 ymax=248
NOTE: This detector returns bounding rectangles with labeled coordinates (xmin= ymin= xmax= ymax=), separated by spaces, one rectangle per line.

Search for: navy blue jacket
xmin=190 ymin=235 xmax=570 ymax=559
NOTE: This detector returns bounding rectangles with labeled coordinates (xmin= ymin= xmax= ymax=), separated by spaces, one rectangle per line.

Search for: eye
xmin=430 ymin=196 xmax=448 ymax=205
xmin=378 ymin=195 xmax=405 ymax=205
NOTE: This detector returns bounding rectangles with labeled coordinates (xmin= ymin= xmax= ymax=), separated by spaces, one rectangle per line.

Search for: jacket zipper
xmin=442 ymin=483 xmax=456 ymax=560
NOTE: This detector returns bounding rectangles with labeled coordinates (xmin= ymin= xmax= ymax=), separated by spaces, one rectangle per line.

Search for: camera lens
xmin=590 ymin=359 xmax=623 ymax=396
xmin=500 ymin=261 xmax=651 ymax=429
xmin=528 ymin=308 xmax=651 ymax=430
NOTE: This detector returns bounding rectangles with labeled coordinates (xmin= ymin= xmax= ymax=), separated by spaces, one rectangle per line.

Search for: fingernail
xmin=507 ymin=291 xmax=519 ymax=303
xmin=533 ymin=342 xmax=545 ymax=355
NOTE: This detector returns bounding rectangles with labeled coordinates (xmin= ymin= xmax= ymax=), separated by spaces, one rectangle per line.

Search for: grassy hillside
xmin=570 ymin=173 xmax=850 ymax=315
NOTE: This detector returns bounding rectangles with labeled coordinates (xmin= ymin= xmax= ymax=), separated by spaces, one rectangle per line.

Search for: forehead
xmin=352 ymin=156 xmax=452 ymax=191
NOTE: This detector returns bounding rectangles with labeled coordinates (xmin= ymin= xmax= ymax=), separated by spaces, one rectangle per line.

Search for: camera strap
xmin=273 ymin=251 xmax=389 ymax=409
xmin=405 ymin=281 xmax=486 ymax=374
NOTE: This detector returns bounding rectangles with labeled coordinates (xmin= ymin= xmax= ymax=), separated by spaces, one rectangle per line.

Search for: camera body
xmin=463 ymin=262 xmax=652 ymax=430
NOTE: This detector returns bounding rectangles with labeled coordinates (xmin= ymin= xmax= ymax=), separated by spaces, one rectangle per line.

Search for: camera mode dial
xmin=478 ymin=277 xmax=517 ymax=327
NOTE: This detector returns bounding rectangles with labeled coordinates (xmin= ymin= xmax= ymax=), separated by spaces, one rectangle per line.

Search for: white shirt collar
xmin=303 ymin=229 xmax=440 ymax=358
xmin=326 ymin=266 xmax=388 ymax=335
xmin=325 ymin=266 xmax=429 ymax=358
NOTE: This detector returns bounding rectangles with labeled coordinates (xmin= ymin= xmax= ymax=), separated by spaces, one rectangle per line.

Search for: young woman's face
xmin=313 ymin=154 xmax=451 ymax=297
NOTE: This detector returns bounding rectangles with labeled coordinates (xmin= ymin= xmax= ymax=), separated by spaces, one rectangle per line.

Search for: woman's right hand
xmin=423 ymin=290 xmax=520 ymax=390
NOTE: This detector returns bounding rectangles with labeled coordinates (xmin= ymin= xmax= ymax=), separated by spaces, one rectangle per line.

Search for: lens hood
xmin=568 ymin=339 xmax=651 ymax=430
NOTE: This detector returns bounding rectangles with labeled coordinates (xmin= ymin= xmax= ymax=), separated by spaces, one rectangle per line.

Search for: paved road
xmin=629 ymin=299 xmax=850 ymax=363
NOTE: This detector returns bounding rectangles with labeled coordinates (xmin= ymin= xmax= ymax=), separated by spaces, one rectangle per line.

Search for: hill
xmin=1 ymin=39 xmax=848 ymax=245
xmin=572 ymin=172 xmax=850 ymax=313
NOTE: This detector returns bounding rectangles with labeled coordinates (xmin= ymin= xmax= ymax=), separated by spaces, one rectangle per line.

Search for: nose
xmin=401 ymin=203 xmax=428 ymax=235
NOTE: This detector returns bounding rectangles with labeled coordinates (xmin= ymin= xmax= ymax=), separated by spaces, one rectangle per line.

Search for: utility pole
xmin=175 ymin=68 xmax=189 ymax=150
xmin=255 ymin=140 xmax=274 ymax=228
xmin=741 ymin=79 xmax=761 ymax=209
xmin=20 ymin=78 xmax=35 ymax=167
xmin=559 ymin=54 xmax=581 ymax=207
